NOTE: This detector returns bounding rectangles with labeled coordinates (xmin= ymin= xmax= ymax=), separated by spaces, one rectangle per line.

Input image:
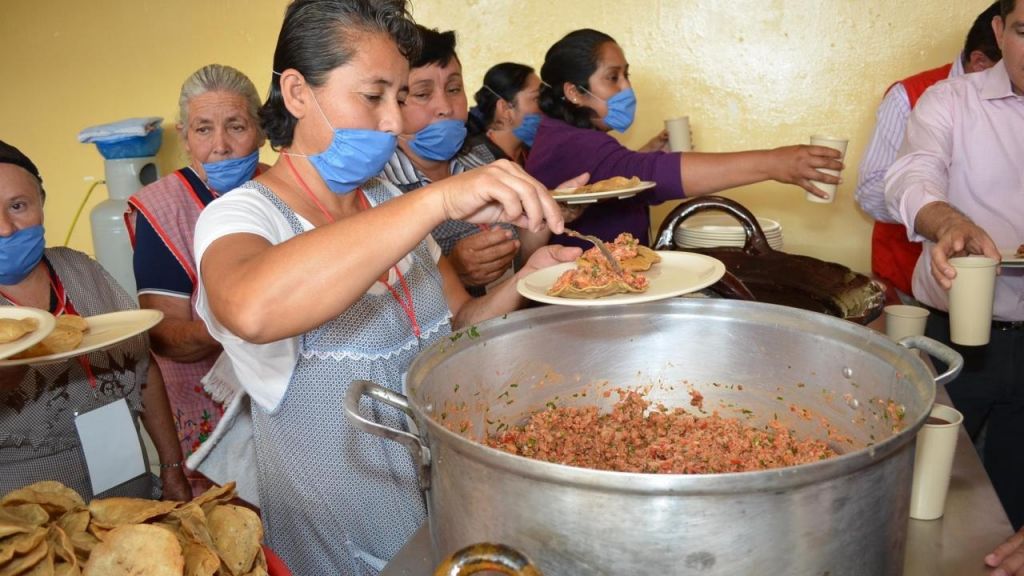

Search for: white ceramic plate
xmin=678 ymin=214 xmax=782 ymax=233
xmin=0 ymin=307 xmax=57 ymax=360
xmin=551 ymin=181 xmax=656 ymax=204
xmin=516 ymin=251 xmax=726 ymax=307
xmin=0 ymin=309 xmax=163 ymax=367
xmin=1000 ymin=250 xmax=1024 ymax=268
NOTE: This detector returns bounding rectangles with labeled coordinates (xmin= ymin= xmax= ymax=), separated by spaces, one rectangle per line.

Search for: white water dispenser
xmin=82 ymin=122 xmax=163 ymax=298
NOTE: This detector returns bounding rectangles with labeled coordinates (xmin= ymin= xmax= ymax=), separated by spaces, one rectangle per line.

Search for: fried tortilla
xmin=556 ymin=176 xmax=642 ymax=196
xmin=0 ymin=317 xmax=39 ymax=344
xmin=10 ymin=315 xmax=88 ymax=359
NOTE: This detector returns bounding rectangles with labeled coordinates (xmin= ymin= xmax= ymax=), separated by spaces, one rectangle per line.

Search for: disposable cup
xmin=909 ymin=404 xmax=963 ymax=520
xmin=884 ymin=305 xmax=930 ymax=341
xmin=665 ymin=117 xmax=692 ymax=152
xmin=948 ymin=256 xmax=997 ymax=345
xmin=807 ymin=135 xmax=849 ymax=203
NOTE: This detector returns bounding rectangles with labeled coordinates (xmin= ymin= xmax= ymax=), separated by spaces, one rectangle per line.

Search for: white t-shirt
xmin=193 ymin=185 xmax=442 ymax=412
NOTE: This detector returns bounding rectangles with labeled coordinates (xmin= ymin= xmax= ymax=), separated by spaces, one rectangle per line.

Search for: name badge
xmin=74 ymin=398 xmax=147 ymax=495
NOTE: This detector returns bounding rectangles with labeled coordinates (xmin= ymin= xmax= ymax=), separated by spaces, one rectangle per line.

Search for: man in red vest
xmin=855 ymin=2 xmax=1001 ymax=299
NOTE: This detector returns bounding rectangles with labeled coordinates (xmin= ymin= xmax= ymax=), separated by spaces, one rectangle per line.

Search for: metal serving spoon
xmin=563 ymin=228 xmax=625 ymax=276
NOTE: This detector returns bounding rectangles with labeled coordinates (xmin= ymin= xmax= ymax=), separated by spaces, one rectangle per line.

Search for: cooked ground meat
xmin=486 ymin=390 xmax=837 ymax=474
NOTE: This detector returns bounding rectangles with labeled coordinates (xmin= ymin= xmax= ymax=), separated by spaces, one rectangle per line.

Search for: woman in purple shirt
xmin=526 ymin=29 xmax=843 ymax=248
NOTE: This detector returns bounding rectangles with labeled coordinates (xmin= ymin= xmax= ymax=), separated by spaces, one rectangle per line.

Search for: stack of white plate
xmin=673 ymin=214 xmax=784 ymax=250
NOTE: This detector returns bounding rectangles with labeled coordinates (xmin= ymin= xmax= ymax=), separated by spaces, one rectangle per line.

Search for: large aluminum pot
xmin=346 ymin=299 xmax=962 ymax=575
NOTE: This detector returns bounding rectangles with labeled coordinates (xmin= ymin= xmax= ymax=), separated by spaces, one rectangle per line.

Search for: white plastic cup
xmin=948 ymin=256 xmax=998 ymax=346
xmin=909 ymin=404 xmax=963 ymax=520
xmin=807 ymin=135 xmax=849 ymax=203
xmin=665 ymin=117 xmax=692 ymax=152
xmin=884 ymin=305 xmax=930 ymax=341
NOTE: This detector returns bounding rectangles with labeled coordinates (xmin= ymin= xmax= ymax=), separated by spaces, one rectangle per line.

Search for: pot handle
xmin=433 ymin=543 xmax=543 ymax=576
xmin=897 ymin=335 xmax=964 ymax=387
xmin=652 ymin=196 xmax=773 ymax=256
xmin=344 ymin=380 xmax=431 ymax=490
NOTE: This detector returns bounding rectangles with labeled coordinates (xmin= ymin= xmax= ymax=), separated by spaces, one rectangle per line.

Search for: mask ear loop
xmin=279 ymin=77 xmax=335 ymax=159
xmin=482 ymin=85 xmax=517 ymax=131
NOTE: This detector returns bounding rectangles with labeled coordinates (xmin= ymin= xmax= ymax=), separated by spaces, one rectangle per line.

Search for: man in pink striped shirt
xmin=886 ymin=1 xmax=1024 ymax=570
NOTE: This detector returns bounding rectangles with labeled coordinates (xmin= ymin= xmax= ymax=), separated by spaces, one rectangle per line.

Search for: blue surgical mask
xmin=202 ymin=150 xmax=259 ymax=193
xmin=0 ymin=225 xmax=45 ymax=285
xmin=582 ymin=87 xmax=637 ymax=133
xmin=297 ymin=90 xmax=398 ymax=194
xmin=408 ymin=119 xmax=467 ymax=161
xmin=512 ymin=113 xmax=542 ymax=147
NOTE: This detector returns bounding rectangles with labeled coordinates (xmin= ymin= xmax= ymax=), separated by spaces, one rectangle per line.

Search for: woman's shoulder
xmin=537 ymin=116 xmax=615 ymax=148
xmin=195 ymin=182 xmax=297 ymax=246
xmin=131 ymin=168 xmax=189 ymax=203
xmin=44 ymin=246 xmax=97 ymax=269
xmin=361 ymin=176 xmax=405 ymax=205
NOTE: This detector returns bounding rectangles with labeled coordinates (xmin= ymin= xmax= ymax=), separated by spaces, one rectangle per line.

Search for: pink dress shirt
xmin=885 ymin=60 xmax=1024 ymax=321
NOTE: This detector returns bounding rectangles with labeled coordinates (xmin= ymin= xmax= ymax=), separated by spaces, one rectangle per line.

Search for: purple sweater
xmin=525 ymin=116 xmax=684 ymax=247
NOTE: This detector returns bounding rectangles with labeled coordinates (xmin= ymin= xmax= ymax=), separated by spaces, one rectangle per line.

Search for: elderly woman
xmin=466 ymin=62 xmax=543 ymax=165
xmin=125 ymin=64 xmax=266 ymax=493
xmin=0 ymin=140 xmax=188 ymax=501
xmin=526 ymin=28 xmax=845 ymax=249
xmin=379 ymin=27 xmax=583 ymax=295
xmin=193 ymin=0 xmax=574 ymax=572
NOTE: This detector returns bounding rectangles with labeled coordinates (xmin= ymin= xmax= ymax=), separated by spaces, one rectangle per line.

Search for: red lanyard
xmin=1 ymin=264 xmax=97 ymax=388
xmin=284 ymin=154 xmax=421 ymax=338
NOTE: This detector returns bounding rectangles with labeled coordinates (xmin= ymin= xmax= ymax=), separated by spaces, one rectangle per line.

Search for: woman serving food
xmin=193 ymin=1 xmax=578 ymax=572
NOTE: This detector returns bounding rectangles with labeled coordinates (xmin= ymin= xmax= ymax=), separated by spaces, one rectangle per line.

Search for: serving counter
xmin=382 ymin=384 xmax=1013 ymax=576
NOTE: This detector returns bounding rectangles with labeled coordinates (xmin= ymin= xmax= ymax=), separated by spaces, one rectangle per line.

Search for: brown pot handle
xmin=433 ymin=543 xmax=543 ymax=576
xmin=652 ymin=196 xmax=773 ymax=256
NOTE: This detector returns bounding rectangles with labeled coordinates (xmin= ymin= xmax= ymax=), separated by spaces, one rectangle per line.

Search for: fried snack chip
xmin=182 ymin=540 xmax=221 ymax=576
xmin=1 ymin=529 xmax=50 ymax=574
xmin=87 ymin=497 xmax=179 ymax=528
xmin=0 ymin=503 xmax=49 ymax=538
xmin=82 ymin=524 xmax=184 ymax=576
xmin=207 ymin=505 xmax=263 ymax=576
xmin=12 ymin=326 xmax=84 ymax=359
xmin=47 ymin=525 xmax=78 ymax=570
xmin=557 ymin=175 xmax=642 ymax=196
xmin=620 ymin=245 xmax=661 ymax=272
xmin=55 ymin=315 xmax=88 ymax=333
xmin=190 ymin=482 xmax=236 ymax=514
xmin=0 ymin=525 xmax=46 ymax=564
xmin=1 ymin=482 xmax=85 ymax=520
xmin=0 ymin=317 xmax=39 ymax=344
xmin=2 ymin=481 xmax=270 ymax=576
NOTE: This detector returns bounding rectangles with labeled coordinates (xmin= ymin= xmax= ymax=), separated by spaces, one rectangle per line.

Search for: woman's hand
xmin=553 ymin=172 xmax=590 ymax=224
xmin=160 ymin=466 xmax=191 ymax=501
xmin=437 ymin=160 xmax=564 ymax=234
xmin=449 ymin=229 xmax=520 ymax=288
xmin=639 ymin=129 xmax=670 ymax=153
xmin=767 ymin=145 xmax=844 ymax=198
xmin=986 ymin=527 xmax=1024 ymax=575
xmin=517 ymin=244 xmax=583 ymax=277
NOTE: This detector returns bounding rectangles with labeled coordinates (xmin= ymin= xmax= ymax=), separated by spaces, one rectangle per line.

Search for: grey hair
xmin=178 ymin=64 xmax=262 ymax=128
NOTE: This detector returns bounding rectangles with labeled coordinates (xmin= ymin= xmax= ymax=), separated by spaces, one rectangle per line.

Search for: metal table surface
xmin=382 ymin=388 xmax=1013 ymax=576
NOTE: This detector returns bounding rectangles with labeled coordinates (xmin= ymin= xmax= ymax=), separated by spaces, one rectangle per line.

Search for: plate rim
xmin=0 ymin=307 xmax=58 ymax=360
xmin=551 ymin=180 xmax=656 ymax=204
xmin=999 ymin=249 xmax=1024 ymax=267
xmin=0 ymin=309 xmax=163 ymax=367
xmin=516 ymin=250 xmax=726 ymax=307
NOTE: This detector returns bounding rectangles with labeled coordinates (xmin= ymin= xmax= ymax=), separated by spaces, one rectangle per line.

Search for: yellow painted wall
xmin=0 ymin=0 xmax=992 ymax=273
